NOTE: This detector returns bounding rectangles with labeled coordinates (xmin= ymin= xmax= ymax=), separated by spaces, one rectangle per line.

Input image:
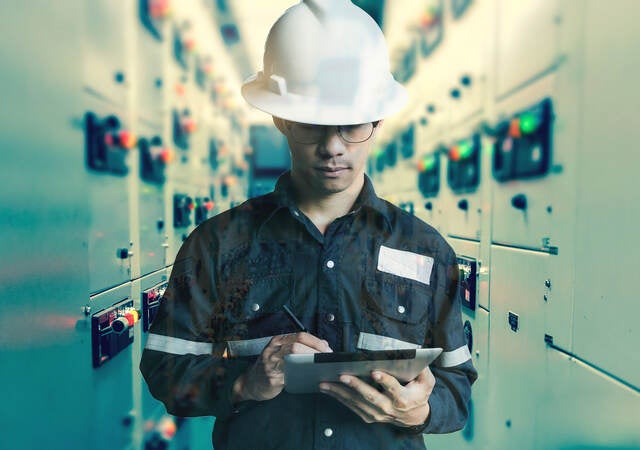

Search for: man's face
xmin=275 ymin=118 xmax=383 ymax=196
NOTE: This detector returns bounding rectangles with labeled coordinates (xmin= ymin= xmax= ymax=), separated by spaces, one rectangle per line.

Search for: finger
xmin=339 ymin=375 xmax=388 ymax=407
xmin=407 ymin=367 xmax=436 ymax=393
xmin=371 ymin=371 xmax=403 ymax=400
xmin=277 ymin=332 xmax=333 ymax=353
xmin=319 ymin=382 xmax=391 ymax=423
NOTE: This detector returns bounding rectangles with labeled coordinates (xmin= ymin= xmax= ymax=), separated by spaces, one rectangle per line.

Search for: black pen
xmin=283 ymin=305 xmax=308 ymax=333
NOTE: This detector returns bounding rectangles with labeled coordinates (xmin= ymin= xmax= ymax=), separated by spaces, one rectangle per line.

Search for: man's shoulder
xmin=192 ymin=193 xmax=278 ymax=238
xmin=380 ymin=199 xmax=455 ymax=259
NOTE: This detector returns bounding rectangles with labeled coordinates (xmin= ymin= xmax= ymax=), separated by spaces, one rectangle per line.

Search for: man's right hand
xmin=232 ymin=332 xmax=333 ymax=403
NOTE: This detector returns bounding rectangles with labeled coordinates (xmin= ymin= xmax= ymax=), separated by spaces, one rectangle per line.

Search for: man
xmin=140 ymin=1 xmax=477 ymax=449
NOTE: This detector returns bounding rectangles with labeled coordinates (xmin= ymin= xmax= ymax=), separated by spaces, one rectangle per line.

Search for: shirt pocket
xmin=360 ymin=271 xmax=432 ymax=347
xmin=219 ymin=270 xmax=294 ymax=340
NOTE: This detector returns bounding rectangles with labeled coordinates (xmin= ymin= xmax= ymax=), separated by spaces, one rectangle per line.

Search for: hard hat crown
xmin=242 ymin=0 xmax=407 ymax=125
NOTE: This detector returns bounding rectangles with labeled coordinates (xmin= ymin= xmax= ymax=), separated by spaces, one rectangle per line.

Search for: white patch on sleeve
xmin=377 ymin=245 xmax=434 ymax=285
xmin=226 ymin=336 xmax=274 ymax=357
xmin=356 ymin=332 xmax=422 ymax=351
xmin=145 ymin=334 xmax=213 ymax=355
xmin=436 ymin=345 xmax=472 ymax=367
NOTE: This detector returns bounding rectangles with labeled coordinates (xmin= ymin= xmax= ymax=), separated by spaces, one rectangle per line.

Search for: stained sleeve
xmin=139 ymin=229 xmax=251 ymax=419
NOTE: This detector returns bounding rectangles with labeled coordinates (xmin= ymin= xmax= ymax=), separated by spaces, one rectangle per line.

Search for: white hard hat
xmin=241 ymin=0 xmax=407 ymax=125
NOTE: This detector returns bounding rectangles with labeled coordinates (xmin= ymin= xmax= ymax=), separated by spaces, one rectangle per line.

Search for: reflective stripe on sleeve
xmin=436 ymin=345 xmax=472 ymax=368
xmin=145 ymin=333 xmax=213 ymax=355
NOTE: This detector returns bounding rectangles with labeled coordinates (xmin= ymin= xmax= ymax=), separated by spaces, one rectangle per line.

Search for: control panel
xmin=417 ymin=153 xmax=440 ymax=198
xmin=457 ymin=255 xmax=477 ymax=311
xmin=85 ymin=112 xmax=136 ymax=175
xmin=173 ymin=193 xmax=193 ymax=228
xmin=447 ymin=133 xmax=481 ymax=193
xmin=139 ymin=135 xmax=173 ymax=184
xmin=400 ymin=124 xmax=415 ymax=159
xmin=194 ymin=197 xmax=214 ymax=226
xmin=493 ymin=98 xmax=553 ymax=182
xmin=142 ymin=281 xmax=168 ymax=332
xmin=92 ymin=298 xmax=139 ymax=368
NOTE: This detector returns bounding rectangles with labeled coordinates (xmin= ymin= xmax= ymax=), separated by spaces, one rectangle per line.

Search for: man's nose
xmin=318 ymin=127 xmax=346 ymax=158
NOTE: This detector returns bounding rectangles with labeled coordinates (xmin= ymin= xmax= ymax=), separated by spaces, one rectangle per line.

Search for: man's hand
xmin=318 ymin=367 xmax=436 ymax=427
xmin=233 ymin=332 xmax=332 ymax=403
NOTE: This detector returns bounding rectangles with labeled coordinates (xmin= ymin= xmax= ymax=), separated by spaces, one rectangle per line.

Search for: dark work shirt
xmin=140 ymin=172 xmax=477 ymax=450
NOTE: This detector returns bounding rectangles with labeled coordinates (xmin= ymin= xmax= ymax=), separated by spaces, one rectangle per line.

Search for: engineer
xmin=140 ymin=1 xmax=477 ymax=448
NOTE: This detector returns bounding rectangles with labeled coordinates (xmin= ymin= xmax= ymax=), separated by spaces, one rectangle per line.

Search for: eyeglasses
xmin=288 ymin=121 xmax=380 ymax=144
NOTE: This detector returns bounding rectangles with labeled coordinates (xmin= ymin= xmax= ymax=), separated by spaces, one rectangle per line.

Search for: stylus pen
xmin=283 ymin=305 xmax=308 ymax=333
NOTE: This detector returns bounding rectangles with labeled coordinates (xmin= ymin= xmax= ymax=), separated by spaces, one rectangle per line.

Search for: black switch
xmin=511 ymin=194 xmax=527 ymax=210
xmin=458 ymin=199 xmax=469 ymax=211
xmin=508 ymin=311 xmax=519 ymax=332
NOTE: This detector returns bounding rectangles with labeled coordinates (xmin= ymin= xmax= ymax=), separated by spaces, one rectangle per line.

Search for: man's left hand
xmin=319 ymin=367 xmax=435 ymax=427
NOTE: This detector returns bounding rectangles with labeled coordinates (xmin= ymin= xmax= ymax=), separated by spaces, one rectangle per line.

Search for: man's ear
xmin=272 ymin=116 xmax=288 ymax=134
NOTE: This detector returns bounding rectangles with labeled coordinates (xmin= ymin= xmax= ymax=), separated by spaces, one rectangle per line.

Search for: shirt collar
xmin=260 ymin=171 xmax=392 ymax=231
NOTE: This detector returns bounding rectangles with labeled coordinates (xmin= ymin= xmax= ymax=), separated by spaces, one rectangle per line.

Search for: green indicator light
xmin=373 ymin=147 xmax=384 ymax=158
xmin=458 ymin=141 xmax=473 ymax=159
xmin=520 ymin=113 xmax=539 ymax=134
xmin=424 ymin=156 xmax=436 ymax=171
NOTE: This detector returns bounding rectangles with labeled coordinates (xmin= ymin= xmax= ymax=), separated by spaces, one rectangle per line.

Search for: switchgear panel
xmin=139 ymin=135 xmax=173 ymax=184
xmin=385 ymin=141 xmax=398 ymax=168
xmin=142 ymin=281 xmax=168 ymax=332
xmin=493 ymin=98 xmax=553 ymax=182
xmin=457 ymin=255 xmax=477 ymax=310
xmin=92 ymin=298 xmax=139 ymax=368
xmin=447 ymin=133 xmax=481 ymax=193
xmin=140 ymin=0 xmax=172 ymax=40
xmin=173 ymin=194 xmax=193 ymax=228
xmin=194 ymin=197 xmax=214 ymax=226
xmin=418 ymin=1 xmax=443 ymax=57
xmin=172 ymin=108 xmax=196 ymax=150
xmin=418 ymin=153 xmax=440 ymax=198
xmin=85 ymin=112 xmax=136 ymax=175
xmin=400 ymin=124 xmax=415 ymax=158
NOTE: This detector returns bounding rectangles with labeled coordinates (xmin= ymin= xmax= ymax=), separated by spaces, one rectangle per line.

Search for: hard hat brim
xmin=241 ymin=75 xmax=408 ymax=126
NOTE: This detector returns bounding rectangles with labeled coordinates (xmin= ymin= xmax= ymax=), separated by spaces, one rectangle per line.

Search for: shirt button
xmin=251 ymin=303 xmax=260 ymax=312
xmin=323 ymin=427 xmax=333 ymax=437
xmin=326 ymin=313 xmax=335 ymax=322
xmin=326 ymin=260 xmax=335 ymax=269
xmin=397 ymin=305 xmax=406 ymax=314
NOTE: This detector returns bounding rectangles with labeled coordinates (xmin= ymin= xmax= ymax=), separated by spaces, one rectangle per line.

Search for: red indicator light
xmin=187 ymin=203 xmax=195 ymax=211
xmin=119 ymin=130 xmax=137 ymax=149
xmin=149 ymin=0 xmax=172 ymax=18
xmin=449 ymin=146 xmax=461 ymax=161
xmin=181 ymin=118 xmax=197 ymax=133
xmin=175 ymin=84 xmax=185 ymax=96
xmin=205 ymin=201 xmax=214 ymax=211
xmin=509 ymin=118 xmax=521 ymax=138
xmin=160 ymin=148 xmax=174 ymax=163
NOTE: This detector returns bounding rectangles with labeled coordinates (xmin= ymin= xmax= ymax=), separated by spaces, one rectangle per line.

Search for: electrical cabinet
xmin=138 ymin=119 xmax=169 ymax=276
xmin=90 ymin=284 xmax=136 ymax=450
xmin=85 ymin=95 xmax=134 ymax=293
xmin=495 ymin=0 xmax=560 ymax=98
xmin=83 ymin=0 xmax=129 ymax=106
xmin=137 ymin=11 xmax=167 ymax=122
xmin=535 ymin=349 xmax=640 ymax=449
xmin=445 ymin=131 xmax=483 ymax=241
xmin=488 ymin=246 xmax=550 ymax=450
xmin=490 ymin=77 xmax=566 ymax=253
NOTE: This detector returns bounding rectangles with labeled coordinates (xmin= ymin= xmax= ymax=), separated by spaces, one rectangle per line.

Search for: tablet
xmin=283 ymin=348 xmax=442 ymax=394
